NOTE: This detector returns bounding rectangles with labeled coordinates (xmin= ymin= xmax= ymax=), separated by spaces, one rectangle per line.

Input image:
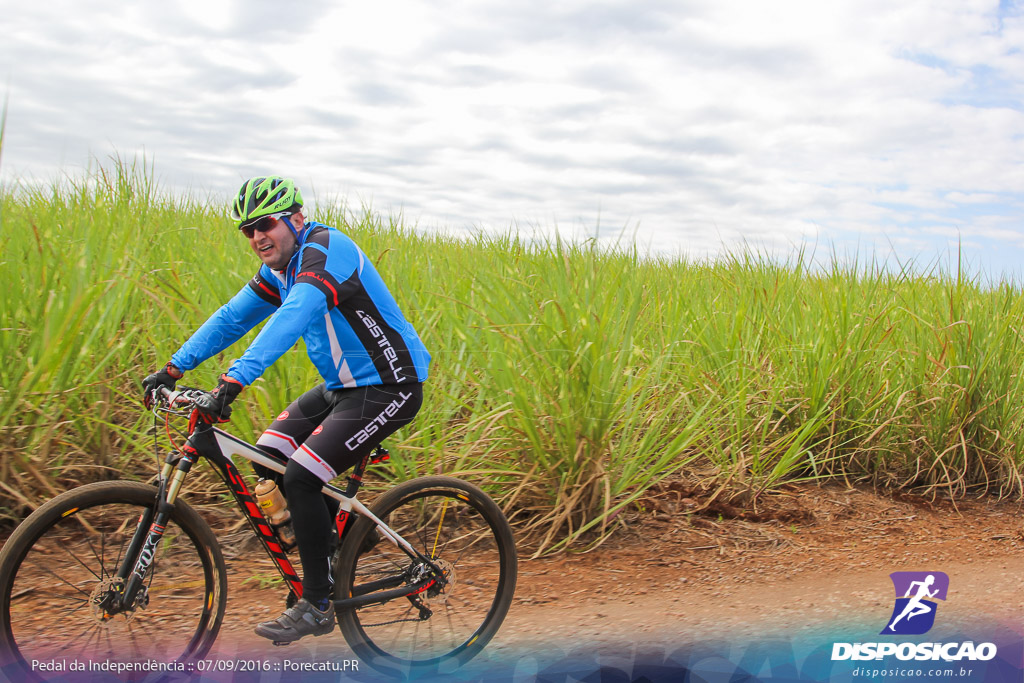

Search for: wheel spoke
xmin=429 ymin=499 xmax=450 ymax=558
xmin=59 ymin=540 xmax=105 ymax=583
xmin=30 ymin=559 xmax=95 ymax=601
xmin=0 ymin=483 xmax=226 ymax=674
xmin=336 ymin=478 xmax=516 ymax=674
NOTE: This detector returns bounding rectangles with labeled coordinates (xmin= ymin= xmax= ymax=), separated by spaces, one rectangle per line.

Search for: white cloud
xmin=2 ymin=0 xmax=1024 ymax=276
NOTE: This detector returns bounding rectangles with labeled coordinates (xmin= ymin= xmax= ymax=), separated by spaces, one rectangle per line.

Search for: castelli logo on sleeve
xmin=277 ymin=410 xmax=290 ymax=421
xmin=312 ymin=425 xmax=324 ymax=436
xmin=356 ymin=310 xmax=406 ymax=382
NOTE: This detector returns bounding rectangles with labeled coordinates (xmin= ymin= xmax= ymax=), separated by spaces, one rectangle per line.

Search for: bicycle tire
xmin=334 ymin=476 xmax=517 ymax=677
xmin=0 ymin=481 xmax=227 ymax=680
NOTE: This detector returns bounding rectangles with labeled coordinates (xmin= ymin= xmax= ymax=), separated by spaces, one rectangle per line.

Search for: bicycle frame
xmin=113 ymin=390 xmax=443 ymax=617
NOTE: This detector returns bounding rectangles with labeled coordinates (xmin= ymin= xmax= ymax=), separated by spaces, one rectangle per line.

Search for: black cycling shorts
xmin=255 ymin=382 xmax=423 ymax=482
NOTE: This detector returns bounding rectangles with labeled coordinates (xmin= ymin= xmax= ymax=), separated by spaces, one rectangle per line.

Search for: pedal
xmin=272 ymin=640 xmax=294 ymax=647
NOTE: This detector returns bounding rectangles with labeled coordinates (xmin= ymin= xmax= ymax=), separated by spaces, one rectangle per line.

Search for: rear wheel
xmin=334 ymin=476 xmax=517 ymax=677
xmin=0 ymin=481 xmax=227 ymax=680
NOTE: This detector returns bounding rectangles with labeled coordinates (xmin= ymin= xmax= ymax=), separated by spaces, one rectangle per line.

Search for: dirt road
xmin=197 ymin=483 xmax=1024 ymax=681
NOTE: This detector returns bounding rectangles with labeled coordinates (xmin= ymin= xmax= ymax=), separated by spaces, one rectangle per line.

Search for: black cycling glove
xmin=193 ymin=374 xmax=244 ymax=423
xmin=142 ymin=362 xmax=183 ymax=409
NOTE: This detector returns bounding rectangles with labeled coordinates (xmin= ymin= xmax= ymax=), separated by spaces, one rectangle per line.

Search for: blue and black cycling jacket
xmin=170 ymin=222 xmax=430 ymax=389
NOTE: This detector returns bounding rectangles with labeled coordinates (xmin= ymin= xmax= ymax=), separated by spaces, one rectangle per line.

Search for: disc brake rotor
xmin=89 ymin=578 xmax=140 ymax=623
xmin=424 ymin=558 xmax=455 ymax=604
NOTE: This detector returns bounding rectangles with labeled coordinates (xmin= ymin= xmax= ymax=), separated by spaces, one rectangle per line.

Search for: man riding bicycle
xmin=141 ymin=176 xmax=430 ymax=643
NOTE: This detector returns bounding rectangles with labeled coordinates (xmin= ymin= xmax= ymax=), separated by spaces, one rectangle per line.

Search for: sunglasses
xmin=239 ymin=211 xmax=292 ymax=239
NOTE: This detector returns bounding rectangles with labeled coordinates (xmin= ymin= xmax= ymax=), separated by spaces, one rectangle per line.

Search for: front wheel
xmin=334 ymin=476 xmax=517 ymax=677
xmin=0 ymin=481 xmax=228 ymax=680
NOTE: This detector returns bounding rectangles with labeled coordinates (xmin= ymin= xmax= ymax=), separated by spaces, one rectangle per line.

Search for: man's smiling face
xmin=245 ymin=213 xmax=302 ymax=271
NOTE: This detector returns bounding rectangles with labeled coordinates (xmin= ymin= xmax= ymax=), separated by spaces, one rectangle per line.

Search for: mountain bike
xmin=0 ymin=386 xmax=517 ymax=680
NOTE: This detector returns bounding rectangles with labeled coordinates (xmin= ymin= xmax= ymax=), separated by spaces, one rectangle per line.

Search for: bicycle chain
xmin=362 ymin=595 xmax=433 ymax=628
xmin=363 ymin=616 xmax=426 ymax=628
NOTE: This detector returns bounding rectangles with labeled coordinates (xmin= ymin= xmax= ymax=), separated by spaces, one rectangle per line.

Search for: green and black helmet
xmin=230 ymin=176 xmax=304 ymax=230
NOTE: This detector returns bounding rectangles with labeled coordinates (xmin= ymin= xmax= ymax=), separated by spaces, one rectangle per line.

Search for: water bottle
xmin=254 ymin=478 xmax=297 ymax=548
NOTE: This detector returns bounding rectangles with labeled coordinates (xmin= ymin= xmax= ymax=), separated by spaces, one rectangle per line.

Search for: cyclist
xmin=141 ymin=176 xmax=430 ymax=643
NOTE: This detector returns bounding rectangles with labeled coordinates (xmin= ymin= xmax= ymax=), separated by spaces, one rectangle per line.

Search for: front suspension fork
xmin=113 ymin=443 xmax=198 ymax=611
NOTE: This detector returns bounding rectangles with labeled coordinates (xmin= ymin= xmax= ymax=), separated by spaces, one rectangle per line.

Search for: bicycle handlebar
xmin=154 ymin=386 xmax=206 ymax=410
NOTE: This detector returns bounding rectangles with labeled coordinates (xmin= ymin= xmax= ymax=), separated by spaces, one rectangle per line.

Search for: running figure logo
xmin=881 ymin=572 xmax=949 ymax=635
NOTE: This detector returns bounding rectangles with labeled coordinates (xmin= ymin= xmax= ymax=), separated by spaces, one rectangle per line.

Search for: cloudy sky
xmin=3 ymin=0 xmax=1024 ymax=278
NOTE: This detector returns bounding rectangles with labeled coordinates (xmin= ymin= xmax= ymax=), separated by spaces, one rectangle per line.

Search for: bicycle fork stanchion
xmin=112 ymin=440 xmax=198 ymax=613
